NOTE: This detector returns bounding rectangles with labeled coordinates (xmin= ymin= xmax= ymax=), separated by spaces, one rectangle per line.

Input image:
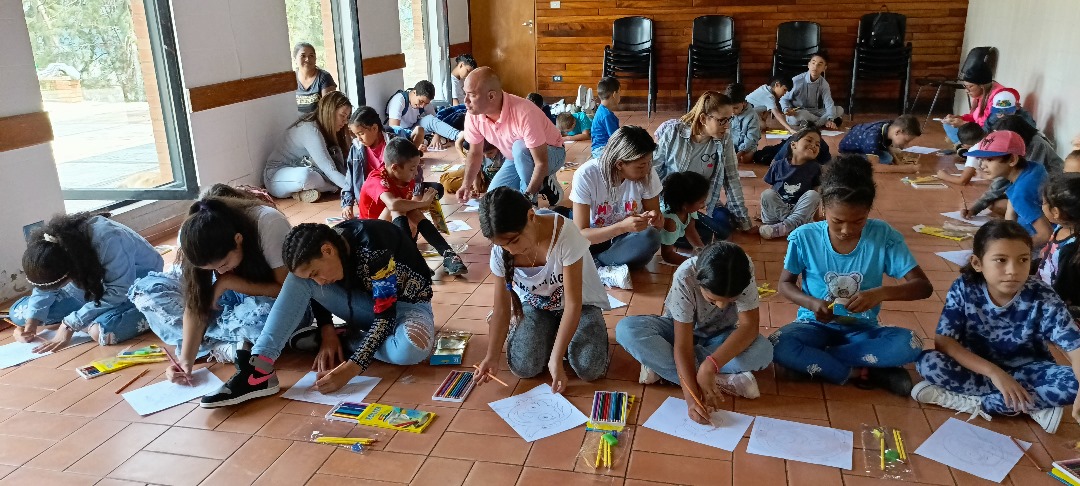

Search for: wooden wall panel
xmin=187 ymin=71 xmax=295 ymax=113
xmin=534 ymin=0 xmax=968 ymax=111
xmin=363 ymin=53 xmax=408 ymax=76
xmin=0 ymin=112 xmax=53 ymax=153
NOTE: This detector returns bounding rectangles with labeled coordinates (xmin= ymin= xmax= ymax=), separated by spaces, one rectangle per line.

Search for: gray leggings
xmin=506 ymin=304 xmax=609 ymax=381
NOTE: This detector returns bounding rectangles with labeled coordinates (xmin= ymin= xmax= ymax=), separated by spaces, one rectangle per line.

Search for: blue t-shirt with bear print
xmin=784 ymin=219 xmax=918 ymax=324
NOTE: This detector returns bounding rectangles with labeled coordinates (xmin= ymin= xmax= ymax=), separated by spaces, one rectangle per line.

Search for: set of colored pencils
xmin=432 ymin=370 xmax=476 ymax=402
xmin=591 ymin=391 xmax=628 ymax=425
xmin=594 ymin=434 xmax=616 ymax=468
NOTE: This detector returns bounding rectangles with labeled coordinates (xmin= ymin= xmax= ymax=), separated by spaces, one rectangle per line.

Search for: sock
xmin=416 ymin=219 xmax=453 ymax=256
xmin=252 ymin=355 xmax=275 ymax=374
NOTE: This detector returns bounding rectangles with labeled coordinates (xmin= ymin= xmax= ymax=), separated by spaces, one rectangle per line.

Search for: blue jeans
xmin=695 ymin=207 xmax=735 ymax=243
xmin=388 ymin=125 xmax=415 ymax=138
xmin=769 ymin=320 xmax=923 ymax=384
xmin=943 ymin=123 xmax=960 ymax=144
xmin=591 ymin=227 xmax=661 ymax=268
xmin=488 ymin=141 xmax=566 ymax=193
xmin=418 ymin=114 xmax=461 ymax=141
xmin=250 ymin=273 xmax=434 ymax=364
xmin=10 ymin=293 xmax=149 ymax=345
xmin=616 ymin=315 xmax=773 ymax=384
xmin=916 ymin=350 xmax=1078 ymax=414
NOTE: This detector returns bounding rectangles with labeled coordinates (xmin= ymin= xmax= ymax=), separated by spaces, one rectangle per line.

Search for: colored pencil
xmin=595 ymin=439 xmax=602 ymax=467
xmin=1012 ymin=437 xmax=1043 ymax=471
xmin=161 ymin=345 xmax=191 ymax=386
xmin=893 ymin=429 xmax=906 ymax=461
xmin=472 ymin=364 xmax=509 ymax=387
xmin=880 ymin=436 xmax=886 ymax=470
xmin=114 ymin=369 xmax=149 ymax=394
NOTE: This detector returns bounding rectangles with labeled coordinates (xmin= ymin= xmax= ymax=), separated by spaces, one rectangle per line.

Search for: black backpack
xmin=868 ymin=12 xmax=904 ymax=49
xmin=383 ymin=89 xmax=417 ymax=125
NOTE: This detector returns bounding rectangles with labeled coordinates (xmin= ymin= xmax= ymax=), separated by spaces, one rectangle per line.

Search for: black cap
xmin=961 ymin=63 xmax=993 ymax=85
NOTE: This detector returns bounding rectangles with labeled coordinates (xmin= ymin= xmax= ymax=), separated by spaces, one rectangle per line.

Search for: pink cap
xmin=966 ymin=130 xmax=1026 ymax=158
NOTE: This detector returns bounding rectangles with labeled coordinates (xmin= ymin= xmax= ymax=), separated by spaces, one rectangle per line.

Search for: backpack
xmin=383 ymin=89 xmax=415 ymax=125
xmin=868 ymin=12 xmax=903 ymax=49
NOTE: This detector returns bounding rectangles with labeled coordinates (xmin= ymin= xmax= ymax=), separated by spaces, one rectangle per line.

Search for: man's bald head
xmin=462 ymin=66 xmax=504 ymax=116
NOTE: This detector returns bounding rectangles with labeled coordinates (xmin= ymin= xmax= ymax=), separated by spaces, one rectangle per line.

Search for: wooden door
xmin=469 ymin=0 xmax=536 ymax=96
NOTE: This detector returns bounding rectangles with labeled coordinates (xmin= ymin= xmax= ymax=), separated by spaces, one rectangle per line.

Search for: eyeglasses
xmin=706 ymin=114 xmax=732 ymax=126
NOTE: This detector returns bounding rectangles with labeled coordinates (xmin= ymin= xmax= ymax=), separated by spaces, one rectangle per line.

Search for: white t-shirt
xmin=490 ymin=214 xmax=609 ymax=311
xmin=452 ymin=75 xmax=465 ymax=102
xmin=386 ymin=90 xmax=435 ymax=129
xmin=250 ymin=205 xmax=292 ymax=269
xmin=665 ymin=256 xmax=759 ymax=338
xmin=570 ymin=160 xmax=663 ymax=228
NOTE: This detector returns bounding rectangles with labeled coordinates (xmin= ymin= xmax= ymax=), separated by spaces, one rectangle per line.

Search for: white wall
xmin=447 ymin=0 xmax=470 ymax=45
xmin=0 ymin=0 xmax=66 ymax=301
xmin=359 ymin=0 xmax=404 ymax=110
xmin=960 ymin=0 xmax=1079 ymax=156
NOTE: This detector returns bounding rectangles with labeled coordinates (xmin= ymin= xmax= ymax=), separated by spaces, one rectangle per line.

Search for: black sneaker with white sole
xmin=538 ymin=175 xmax=564 ymax=206
xmin=854 ymin=366 xmax=914 ymax=397
xmin=288 ymin=324 xmax=320 ymax=352
xmin=200 ymin=350 xmax=280 ymax=408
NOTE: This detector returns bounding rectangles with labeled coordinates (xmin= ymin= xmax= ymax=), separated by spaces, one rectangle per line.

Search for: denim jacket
xmin=23 ymin=216 xmax=164 ymax=330
xmin=652 ymin=119 xmax=751 ymax=230
xmin=341 ymin=132 xmax=392 ymax=209
xmin=730 ymin=109 xmax=761 ymax=154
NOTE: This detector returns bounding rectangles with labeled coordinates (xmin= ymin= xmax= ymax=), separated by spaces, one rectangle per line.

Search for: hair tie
xmin=42 ymin=233 xmax=59 ymax=244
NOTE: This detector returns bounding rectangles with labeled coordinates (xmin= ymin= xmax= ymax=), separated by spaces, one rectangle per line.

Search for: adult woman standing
xmin=265 ymin=92 xmax=353 ymax=202
xmin=294 ymin=42 xmax=338 ymax=114
xmin=652 ymin=92 xmax=755 ymax=242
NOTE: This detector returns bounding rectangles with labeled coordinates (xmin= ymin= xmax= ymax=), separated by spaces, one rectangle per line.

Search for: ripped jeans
xmin=250 ymin=273 xmax=434 ymax=365
xmin=129 ymin=270 xmax=302 ymax=357
xmin=769 ymin=320 xmax=923 ymax=384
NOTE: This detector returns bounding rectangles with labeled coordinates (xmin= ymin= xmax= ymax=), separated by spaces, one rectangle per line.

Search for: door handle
xmin=522 ymin=20 xmax=533 ymax=26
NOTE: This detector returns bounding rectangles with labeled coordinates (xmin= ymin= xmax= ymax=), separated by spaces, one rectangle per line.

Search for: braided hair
xmin=22 ymin=212 xmax=107 ymax=301
xmin=479 ymin=187 xmax=534 ymax=323
xmin=281 ymin=223 xmax=355 ymax=323
xmin=820 ymin=154 xmax=877 ymax=209
xmin=180 ymin=197 xmax=275 ymax=319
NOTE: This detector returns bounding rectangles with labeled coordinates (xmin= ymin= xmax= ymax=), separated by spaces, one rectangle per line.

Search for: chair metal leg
xmin=900 ymin=58 xmax=911 ymax=116
xmin=848 ymin=51 xmax=858 ymax=120
xmin=925 ymin=84 xmax=944 ymax=127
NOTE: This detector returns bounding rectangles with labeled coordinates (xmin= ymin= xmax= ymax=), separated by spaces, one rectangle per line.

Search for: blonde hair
xmin=596 ymin=126 xmax=658 ymax=204
xmin=556 ymin=113 xmax=575 ymax=131
xmin=293 ymin=91 xmax=352 ymax=163
xmin=680 ymin=91 xmax=733 ymax=137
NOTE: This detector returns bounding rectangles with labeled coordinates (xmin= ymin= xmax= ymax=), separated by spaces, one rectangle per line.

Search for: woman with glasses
xmin=941 ymin=63 xmax=1010 ymax=146
xmin=652 ymin=91 xmax=756 ymax=243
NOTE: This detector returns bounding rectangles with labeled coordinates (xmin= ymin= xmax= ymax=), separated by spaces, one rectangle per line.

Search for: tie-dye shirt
xmin=936 ymin=276 xmax=1080 ymax=369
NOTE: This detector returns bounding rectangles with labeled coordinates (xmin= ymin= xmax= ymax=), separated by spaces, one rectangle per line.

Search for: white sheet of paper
xmin=465 ymin=199 xmax=480 ymax=207
xmin=446 ymin=220 xmax=473 ymax=232
xmin=820 ymin=130 xmax=844 ymax=137
xmin=738 ymin=170 xmax=757 ymax=178
xmin=607 ymin=294 xmax=627 ymax=309
xmin=746 ymin=416 xmax=853 ymax=469
xmin=914 ymin=417 xmax=1029 ymax=483
xmin=902 ymin=146 xmax=940 ymax=154
xmin=955 ymin=163 xmax=965 ymax=171
xmin=765 ymin=133 xmax=788 ymax=140
xmin=489 ymin=384 xmax=588 ymax=442
xmin=122 ymin=368 xmax=224 ymax=416
xmin=936 ymin=249 xmax=974 ymax=267
xmin=941 ymin=210 xmax=991 ymax=227
xmin=460 ymin=206 xmax=479 ymax=213
xmin=947 ymin=173 xmax=986 ymax=181
xmin=0 ymin=330 xmax=93 ymax=369
xmin=642 ymin=397 xmax=754 ymax=451
xmin=281 ymin=371 xmax=381 ymax=405
xmin=564 ymin=140 xmax=575 ymax=144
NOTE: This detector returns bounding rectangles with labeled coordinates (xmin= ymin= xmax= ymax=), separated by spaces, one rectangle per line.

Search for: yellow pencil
xmin=880 ymin=436 xmax=885 ymax=470
xmin=893 ymin=429 xmax=905 ymax=460
xmin=595 ymin=440 xmax=602 ymax=468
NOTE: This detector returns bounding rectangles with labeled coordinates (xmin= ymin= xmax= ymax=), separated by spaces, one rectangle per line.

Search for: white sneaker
xmin=639 ymin=365 xmax=660 ymax=385
xmin=716 ymin=371 xmax=761 ymax=399
xmin=911 ymin=380 xmax=991 ymax=421
xmin=597 ymin=264 xmax=633 ymax=289
xmin=207 ymin=342 xmax=236 ymax=363
xmin=292 ymin=189 xmax=320 ymax=203
xmin=1029 ymin=406 xmax=1064 ymax=434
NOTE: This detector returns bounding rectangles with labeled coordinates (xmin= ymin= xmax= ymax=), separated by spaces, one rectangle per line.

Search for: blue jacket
xmin=730 ymin=110 xmax=761 ymax=154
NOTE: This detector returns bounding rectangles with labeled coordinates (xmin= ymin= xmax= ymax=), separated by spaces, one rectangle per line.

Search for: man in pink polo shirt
xmin=457 ymin=67 xmax=566 ymax=204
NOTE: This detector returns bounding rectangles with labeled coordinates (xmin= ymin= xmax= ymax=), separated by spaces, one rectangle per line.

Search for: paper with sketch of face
xmin=914 ymin=417 xmax=1029 ymax=483
xmin=642 ymin=396 xmax=755 ymax=451
xmin=280 ymin=371 xmax=381 ymax=406
xmin=0 ymin=329 xmax=93 ymax=369
xmin=746 ymin=416 xmax=854 ymax=469
xmin=122 ymin=368 xmax=224 ymax=416
xmin=489 ymin=384 xmax=588 ymax=442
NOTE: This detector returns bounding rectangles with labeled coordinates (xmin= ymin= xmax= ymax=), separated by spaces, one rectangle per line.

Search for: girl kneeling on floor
xmin=913 ymin=220 xmax=1080 ymax=434
xmin=12 ymin=213 xmax=163 ymax=350
xmin=616 ymin=241 xmax=773 ymax=424
xmin=769 ymin=155 xmax=934 ymax=396
xmin=476 ymin=187 xmax=610 ymax=392
xmin=195 ymin=219 xmax=436 ymax=407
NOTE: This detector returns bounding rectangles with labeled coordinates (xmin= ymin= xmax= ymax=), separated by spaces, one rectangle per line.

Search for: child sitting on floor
xmin=965 ymin=130 xmax=1052 ymax=249
xmin=745 ymin=76 xmax=795 ymax=133
xmin=937 ymin=122 xmax=986 ymax=185
xmin=556 ymin=112 xmax=593 ymax=142
xmin=913 ymin=220 xmax=1080 ymax=434
xmin=770 ymin=155 xmax=933 ymax=396
xmin=1039 ymin=175 xmax=1080 ymax=316
xmin=591 ymin=77 xmax=622 ymax=159
xmin=759 ymin=127 xmax=823 ymax=240
xmin=838 ymin=114 xmax=922 ymax=166
xmin=358 ymin=138 xmax=467 ymax=276
xmin=725 ymin=83 xmax=762 ymax=165
xmin=780 ymin=53 xmax=844 ymax=129
xmin=617 ymin=241 xmax=773 ymax=424
xmin=659 ymin=171 xmax=709 ymax=265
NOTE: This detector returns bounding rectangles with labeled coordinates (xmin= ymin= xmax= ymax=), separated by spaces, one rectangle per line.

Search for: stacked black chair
xmin=772 ymin=21 xmax=821 ymax=81
xmin=911 ymin=46 xmax=997 ymax=125
xmin=686 ymin=15 xmax=741 ymax=111
xmin=847 ymin=11 xmax=912 ymax=118
xmin=603 ymin=16 xmax=656 ymax=117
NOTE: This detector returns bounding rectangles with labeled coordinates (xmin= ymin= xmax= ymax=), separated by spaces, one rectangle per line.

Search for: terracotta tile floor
xmin=0 ymin=111 xmax=1069 ymax=485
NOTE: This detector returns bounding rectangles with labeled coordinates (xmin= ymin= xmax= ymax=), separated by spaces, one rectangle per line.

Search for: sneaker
xmin=1029 ymin=406 xmax=1064 ymax=434
xmin=288 ymin=324 xmax=320 ymax=352
xmin=200 ymin=350 xmax=279 ymax=408
xmin=911 ymin=380 xmax=991 ymax=421
xmin=716 ymin=371 xmax=761 ymax=399
xmin=292 ymin=189 xmax=320 ymax=203
xmin=597 ymin=264 xmax=633 ymax=290
xmin=442 ymin=252 xmax=468 ymax=276
xmin=856 ymin=366 xmax=914 ymax=397
xmin=759 ymin=222 xmax=791 ymax=240
xmin=538 ymin=175 xmax=564 ymax=206
xmin=207 ymin=342 xmax=236 ymax=363
xmin=639 ymin=365 xmax=660 ymax=385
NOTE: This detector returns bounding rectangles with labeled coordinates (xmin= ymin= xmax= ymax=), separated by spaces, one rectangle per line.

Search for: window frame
xmin=60 ymin=0 xmax=197 ymax=202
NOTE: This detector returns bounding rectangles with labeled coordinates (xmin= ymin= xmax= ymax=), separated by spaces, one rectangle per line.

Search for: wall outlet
xmin=552 ymin=75 xmax=563 ymax=82
xmin=550 ymin=1 xmax=560 ymax=8
xmin=22 ymin=221 xmax=43 ymax=242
